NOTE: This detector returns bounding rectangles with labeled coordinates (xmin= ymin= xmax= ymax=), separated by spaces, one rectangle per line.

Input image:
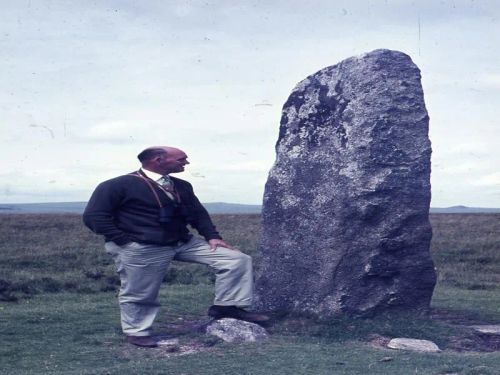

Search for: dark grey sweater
xmin=83 ymin=171 xmax=222 ymax=246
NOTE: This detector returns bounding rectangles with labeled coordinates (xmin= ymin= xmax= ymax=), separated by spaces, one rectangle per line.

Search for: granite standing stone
xmin=255 ymin=49 xmax=436 ymax=317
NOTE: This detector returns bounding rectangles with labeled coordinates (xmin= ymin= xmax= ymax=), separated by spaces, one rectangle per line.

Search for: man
xmin=83 ymin=146 xmax=268 ymax=348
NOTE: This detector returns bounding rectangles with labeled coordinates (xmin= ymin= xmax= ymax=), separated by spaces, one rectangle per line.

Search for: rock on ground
xmin=205 ymin=318 xmax=268 ymax=343
xmin=156 ymin=338 xmax=180 ymax=352
xmin=387 ymin=338 xmax=441 ymax=352
xmin=255 ymin=49 xmax=436 ymax=318
xmin=469 ymin=325 xmax=500 ymax=335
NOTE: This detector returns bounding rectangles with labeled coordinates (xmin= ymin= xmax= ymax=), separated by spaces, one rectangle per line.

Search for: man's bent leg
xmin=105 ymin=242 xmax=174 ymax=336
xmin=173 ymin=237 xmax=253 ymax=307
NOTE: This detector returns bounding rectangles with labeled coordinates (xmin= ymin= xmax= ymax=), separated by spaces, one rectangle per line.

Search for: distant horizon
xmin=0 ymin=200 xmax=261 ymax=206
xmin=1 ymin=201 xmax=499 ymax=209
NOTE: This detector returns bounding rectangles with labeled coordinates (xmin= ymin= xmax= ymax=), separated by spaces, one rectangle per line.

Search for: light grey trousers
xmin=104 ymin=236 xmax=253 ymax=336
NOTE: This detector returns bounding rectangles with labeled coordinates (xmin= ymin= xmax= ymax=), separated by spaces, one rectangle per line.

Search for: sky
xmin=1 ymin=0 xmax=499 ymax=207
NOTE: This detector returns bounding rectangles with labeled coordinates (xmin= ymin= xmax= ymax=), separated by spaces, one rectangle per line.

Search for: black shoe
xmin=126 ymin=335 xmax=158 ymax=348
xmin=208 ymin=305 xmax=270 ymax=324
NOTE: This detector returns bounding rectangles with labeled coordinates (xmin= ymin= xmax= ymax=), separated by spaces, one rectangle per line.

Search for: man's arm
xmin=182 ymin=182 xmax=222 ymax=241
xmin=83 ymin=179 xmax=132 ymax=246
xmin=187 ymin=195 xmax=237 ymax=250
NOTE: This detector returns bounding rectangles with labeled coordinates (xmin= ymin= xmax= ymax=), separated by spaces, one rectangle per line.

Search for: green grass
xmin=0 ymin=214 xmax=262 ymax=301
xmin=1 ymin=287 xmax=499 ymax=375
xmin=430 ymin=214 xmax=500 ymax=292
xmin=0 ymin=213 xmax=499 ymax=374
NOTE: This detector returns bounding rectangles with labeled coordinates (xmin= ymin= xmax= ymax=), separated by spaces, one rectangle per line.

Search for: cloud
xmin=478 ymin=73 xmax=500 ymax=89
xmin=471 ymin=172 xmax=500 ymax=187
xmin=78 ymin=121 xmax=150 ymax=143
xmin=1 ymin=1 xmax=499 ymax=207
xmin=197 ymin=161 xmax=271 ymax=173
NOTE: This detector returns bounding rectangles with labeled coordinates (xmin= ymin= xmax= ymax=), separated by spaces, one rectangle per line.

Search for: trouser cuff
xmin=213 ymin=299 xmax=252 ymax=307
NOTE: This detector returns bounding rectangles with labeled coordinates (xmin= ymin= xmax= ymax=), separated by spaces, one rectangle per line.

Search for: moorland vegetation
xmin=0 ymin=214 xmax=499 ymax=374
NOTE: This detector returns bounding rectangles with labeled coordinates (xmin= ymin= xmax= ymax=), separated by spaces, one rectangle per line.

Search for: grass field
xmin=1 ymin=213 xmax=499 ymax=374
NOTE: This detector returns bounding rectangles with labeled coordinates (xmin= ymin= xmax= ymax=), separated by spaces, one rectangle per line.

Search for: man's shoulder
xmin=171 ymin=176 xmax=194 ymax=192
xmin=171 ymin=176 xmax=192 ymax=186
xmin=98 ymin=172 xmax=142 ymax=186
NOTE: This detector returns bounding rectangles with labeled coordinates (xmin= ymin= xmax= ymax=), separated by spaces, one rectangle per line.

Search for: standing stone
xmin=255 ymin=49 xmax=436 ymax=317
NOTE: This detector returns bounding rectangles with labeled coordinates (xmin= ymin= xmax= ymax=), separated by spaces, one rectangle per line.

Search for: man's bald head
xmin=138 ymin=146 xmax=189 ymax=175
xmin=137 ymin=147 xmax=167 ymax=163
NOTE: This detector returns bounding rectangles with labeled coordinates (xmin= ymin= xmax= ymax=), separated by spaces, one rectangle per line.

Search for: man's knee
xmin=120 ymin=291 xmax=160 ymax=305
xmin=234 ymin=252 xmax=252 ymax=270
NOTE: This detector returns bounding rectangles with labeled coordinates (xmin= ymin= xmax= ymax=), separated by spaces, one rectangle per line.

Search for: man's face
xmin=156 ymin=148 xmax=189 ymax=174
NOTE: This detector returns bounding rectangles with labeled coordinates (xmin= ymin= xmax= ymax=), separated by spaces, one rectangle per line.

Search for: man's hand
xmin=208 ymin=239 xmax=239 ymax=251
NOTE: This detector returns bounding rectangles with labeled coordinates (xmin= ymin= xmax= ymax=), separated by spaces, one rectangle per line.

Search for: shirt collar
xmin=140 ymin=168 xmax=165 ymax=182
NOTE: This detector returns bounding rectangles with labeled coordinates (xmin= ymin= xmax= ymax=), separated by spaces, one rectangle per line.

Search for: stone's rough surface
xmin=469 ymin=325 xmax=500 ymax=335
xmin=387 ymin=338 xmax=441 ymax=352
xmin=205 ymin=318 xmax=268 ymax=343
xmin=255 ymin=49 xmax=436 ymax=317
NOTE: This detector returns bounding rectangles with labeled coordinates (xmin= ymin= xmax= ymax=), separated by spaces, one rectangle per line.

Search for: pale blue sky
xmin=1 ymin=0 xmax=499 ymax=207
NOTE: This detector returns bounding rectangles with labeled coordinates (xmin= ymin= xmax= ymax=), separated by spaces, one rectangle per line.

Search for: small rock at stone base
xmin=379 ymin=356 xmax=394 ymax=362
xmin=206 ymin=318 xmax=268 ymax=343
xmin=387 ymin=338 xmax=441 ymax=352
xmin=469 ymin=325 xmax=500 ymax=335
xmin=157 ymin=338 xmax=180 ymax=351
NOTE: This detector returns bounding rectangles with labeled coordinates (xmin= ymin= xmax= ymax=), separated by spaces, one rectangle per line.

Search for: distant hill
xmin=0 ymin=202 xmax=498 ymax=214
xmin=429 ymin=205 xmax=500 ymax=214
xmin=0 ymin=202 xmax=87 ymax=214
xmin=203 ymin=202 xmax=262 ymax=214
xmin=0 ymin=201 xmax=262 ymax=214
